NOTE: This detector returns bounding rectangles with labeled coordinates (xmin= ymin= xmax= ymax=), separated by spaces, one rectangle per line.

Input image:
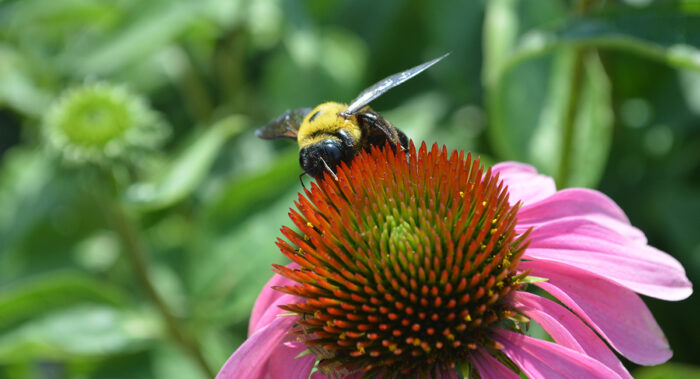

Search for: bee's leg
xmin=299 ymin=172 xmax=308 ymax=190
xmin=356 ymin=111 xmax=403 ymax=150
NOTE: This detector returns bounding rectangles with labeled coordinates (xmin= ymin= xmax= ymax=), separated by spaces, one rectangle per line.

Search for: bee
xmin=256 ymin=53 xmax=448 ymax=180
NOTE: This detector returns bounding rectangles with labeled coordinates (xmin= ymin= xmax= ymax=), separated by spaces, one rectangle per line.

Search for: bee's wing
xmin=255 ymin=108 xmax=312 ymax=140
xmin=341 ymin=53 xmax=449 ymax=116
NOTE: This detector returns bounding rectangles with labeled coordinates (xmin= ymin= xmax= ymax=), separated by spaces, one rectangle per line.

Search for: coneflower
xmin=218 ymin=142 xmax=692 ymax=378
xmin=44 ymin=82 xmax=168 ymax=164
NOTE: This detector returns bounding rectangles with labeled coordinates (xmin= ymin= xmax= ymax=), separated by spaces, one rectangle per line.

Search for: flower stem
xmin=102 ymin=196 xmax=215 ymax=377
xmin=558 ymin=0 xmax=597 ymax=186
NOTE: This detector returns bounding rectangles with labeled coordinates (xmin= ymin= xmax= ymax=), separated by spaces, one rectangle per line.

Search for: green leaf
xmin=634 ymin=362 xmax=700 ymax=379
xmin=527 ymin=49 xmax=613 ymax=188
xmin=199 ymin=327 xmax=239 ymax=377
xmin=489 ymin=47 xmax=614 ymax=188
xmin=494 ymin=3 xmax=700 ymax=84
xmin=561 ymin=52 xmax=613 ymax=187
xmin=487 ymin=52 xmax=554 ymax=162
xmin=199 ymin=148 xmax=300 ymax=229
xmin=126 ymin=115 xmax=247 ymax=210
xmin=189 ymin=187 xmax=300 ymax=325
xmin=152 ymin=325 xmax=230 ymax=379
xmin=74 ymin=1 xmax=203 ymax=75
xmin=0 ymin=150 xmax=113 ymax=282
xmin=0 ymin=272 xmax=130 ymax=331
xmin=483 ymin=0 xmax=520 ymax=88
xmin=262 ymin=27 xmax=368 ymax=113
xmin=0 ymin=46 xmax=52 ymax=117
xmin=381 ymin=92 xmax=449 ymax=146
xmin=485 ymin=1 xmax=700 ymax=181
xmin=0 ymin=148 xmax=53 ymax=251
xmin=153 ymin=343 xmax=207 ymax=379
xmin=0 ymin=305 xmax=159 ymax=363
xmin=483 ymin=0 xmax=567 ymax=161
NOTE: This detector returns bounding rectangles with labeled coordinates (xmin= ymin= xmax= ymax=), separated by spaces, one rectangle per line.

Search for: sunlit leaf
xmin=527 ymin=49 xmax=613 ymax=187
xmin=153 ymin=343 xmax=207 ymax=379
xmin=0 ymin=272 xmax=130 ymax=331
xmin=0 ymin=149 xmax=53 ymax=250
xmin=189 ymin=188 xmax=299 ymax=325
xmin=0 ymin=306 xmax=159 ymax=363
xmin=483 ymin=0 xmax=520 ymax=89
xmin=126 ymin=115 xmax=247 ymax=210
xmin=200 ymin=148 xmax=299 ymax=229
xmin=74 ymin=1 xmax=203 ymax=75
xmin=483 ymin=0 xmax=567 ymax=161
xmin=561 ymin=51 xmax=613 ymax=187
xmin=0 ymin=46 xmax=52 ymax=117
xmin=494 ymin=2 xmax=700 ymax=84
xmin=381 ymin=92 xmax=449 ymax=146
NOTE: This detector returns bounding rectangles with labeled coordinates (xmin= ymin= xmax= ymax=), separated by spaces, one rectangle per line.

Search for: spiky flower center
xmin=275 ymin=143 xmax=529 ymax=376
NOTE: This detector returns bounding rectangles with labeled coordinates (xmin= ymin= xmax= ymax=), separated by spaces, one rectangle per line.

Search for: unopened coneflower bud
xmin=44 ymin=82 xmax=168 ymax=165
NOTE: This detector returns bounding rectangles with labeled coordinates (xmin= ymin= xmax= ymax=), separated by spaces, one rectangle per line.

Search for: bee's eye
xmin=321 ymin=139 xmax=342 ymax=161
xmin=299 ymin=139 xmax=345 ymax=178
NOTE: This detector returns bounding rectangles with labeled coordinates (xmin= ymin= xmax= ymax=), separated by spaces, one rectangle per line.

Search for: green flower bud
xmin=44 ymin=83 xmax=169 ymax=164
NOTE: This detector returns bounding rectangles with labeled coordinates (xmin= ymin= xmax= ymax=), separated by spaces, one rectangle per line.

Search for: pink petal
xmin=265 ymin=341 xmax=317 ymax=379
xmin=491 ymin=162 xmax=557 ymax=206
xmin=517 ymin=188 xmax=646 ymax=244
xmin=249 ymin=265 xmax=299 ymax=336
xmin=522 ymin=218 xmax=692 ymax=301
xmin=519 ymin=260 xmax=672 ymax=365
xmin=250 ymin=293 xmax=300 ymax=340
xmin=512 ymin=292 xmax=631 ymax=379
xmin=493 ymin=329 xmax=621 ymax=378
xmin=471 ymin=348 xmax=521 ymax=379
xmin=217 ymin=315 xmax=300 ymax=379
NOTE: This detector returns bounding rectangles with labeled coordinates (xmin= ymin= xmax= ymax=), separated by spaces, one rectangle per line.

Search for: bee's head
xmin=299 ymin=138 xmax=348 ymax=179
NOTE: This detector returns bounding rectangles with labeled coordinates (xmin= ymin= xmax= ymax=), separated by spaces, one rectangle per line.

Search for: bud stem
xmin=96 ymin=179 xmax=215 ymax=378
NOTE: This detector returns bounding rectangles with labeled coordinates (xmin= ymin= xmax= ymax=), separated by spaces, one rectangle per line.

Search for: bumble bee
xmin=256 ymin=53 xmax=448 ymax=180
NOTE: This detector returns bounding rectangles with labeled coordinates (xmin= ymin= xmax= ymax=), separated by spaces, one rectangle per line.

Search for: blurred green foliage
xmin=0 ymin=0 xmax=698 ymax=377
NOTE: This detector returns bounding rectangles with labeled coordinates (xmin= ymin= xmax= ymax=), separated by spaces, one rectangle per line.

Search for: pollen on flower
xmin=272 ymin=142 xmax=530 ymax=376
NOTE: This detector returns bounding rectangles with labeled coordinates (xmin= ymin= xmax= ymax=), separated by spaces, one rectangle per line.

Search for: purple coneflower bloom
xmin=218 ymin=142 xmax=692 ymax=378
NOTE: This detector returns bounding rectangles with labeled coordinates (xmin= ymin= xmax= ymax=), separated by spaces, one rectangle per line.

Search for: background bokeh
xmin=0 ymin=0 xmax=698 ymax=377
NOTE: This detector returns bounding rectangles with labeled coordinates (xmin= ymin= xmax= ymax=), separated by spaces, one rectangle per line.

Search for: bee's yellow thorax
xmin=297 ymin=102 xmax=362 ymax=147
